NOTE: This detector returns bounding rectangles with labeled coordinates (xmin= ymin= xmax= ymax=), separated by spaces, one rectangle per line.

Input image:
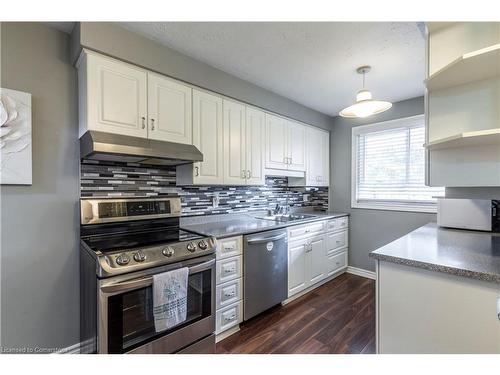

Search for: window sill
xmin=351 ymin=202 xmax=437 ymax=214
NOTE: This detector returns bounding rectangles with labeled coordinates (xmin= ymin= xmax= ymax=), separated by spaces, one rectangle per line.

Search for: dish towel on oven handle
xmin=152 ymin=267 xmax=189 ymax=332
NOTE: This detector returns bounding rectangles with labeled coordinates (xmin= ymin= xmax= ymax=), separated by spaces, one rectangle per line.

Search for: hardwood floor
xmin=216 ymin=273 xmax=375 ymax=354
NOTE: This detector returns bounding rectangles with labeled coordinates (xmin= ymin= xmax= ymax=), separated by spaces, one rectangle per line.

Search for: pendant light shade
xmin=339 ymin=66 xmax=392 ymax=118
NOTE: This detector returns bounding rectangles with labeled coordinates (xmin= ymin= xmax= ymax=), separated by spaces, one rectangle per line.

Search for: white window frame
xmin=351 ymin=114 xmax=438 ymax=214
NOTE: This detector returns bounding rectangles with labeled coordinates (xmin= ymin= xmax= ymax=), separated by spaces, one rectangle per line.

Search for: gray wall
xmin=0 ymin=22 xmax=334 ymax=350
xmin=71 ymin=22 xmax=334 ymax=131
xmin=1 ymin=23 xmax=79 ymax=350
xmin=445 ymin=187 xmax=500 ymax=199
xmin=330 ymin=97 xmax=435 ymax=272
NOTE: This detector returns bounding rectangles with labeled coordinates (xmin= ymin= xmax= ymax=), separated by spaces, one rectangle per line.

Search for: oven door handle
xmin=100 ymin=258 xmax=215 ymax=294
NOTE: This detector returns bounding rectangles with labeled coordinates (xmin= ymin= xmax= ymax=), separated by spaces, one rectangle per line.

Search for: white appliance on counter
xmin=437 ymin=198 xmax=500 ymax=232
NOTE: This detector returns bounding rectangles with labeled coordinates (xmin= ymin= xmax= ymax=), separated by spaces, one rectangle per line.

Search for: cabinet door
xmin=265 ymin=114 xmax=288 ymax=170
xmin=86 ymin=52 xmax=148 ymax=138
xmin=307 ymin=235 xmax=326 ymax=286
xmin=147 ymin=73 xmax=192 ymax=144
xmin=223 ymin=100 xmax=247 ymax=185
xmin=287 ymin=121 xmax=307 ymax=171
xmin=192 ymin=90 xmax=223 ymax=184
xmin=245 ymin=107 xmax=266 ymax=185
xmin=288 ymin=240 xmax=308 ymax=297
xmin=320 ymin=130 xmax=330 ymax=186
xmin=306 ymin=126 xmax=329 ymax=186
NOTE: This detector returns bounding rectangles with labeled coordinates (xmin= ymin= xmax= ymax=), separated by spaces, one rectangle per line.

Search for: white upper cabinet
xmin=78 ymin=50 xmax=192 ymax=145
xmin=265 ymin=114 xmax=289 ymax=170
xmin=306 ymin=126 xmax=329 ymax=186
xmin=287 ymin=121 xmax=307 ymax=171
xmin=191 ymin=89 xmax=223 ymax=184
xmin=147 ymin=73 xmax=192 ymax=144
xmin=245 ymin=107 xmax=266 ymax=185
xmin=223 ymin=100 xmax=247 ymax=185
xmin=222 ymin=100 xmax=266 ymax=186
xmin=265 ymin=114 xmax=307 ymax=172
xmin=79 ymin=51 xmax=148 ymax=138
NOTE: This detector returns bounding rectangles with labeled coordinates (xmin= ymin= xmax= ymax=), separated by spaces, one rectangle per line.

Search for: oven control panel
xmin=97 ymin=236 xmax=217 ymax=277
xmin=81 ymin=198 xmax=182 ymax=225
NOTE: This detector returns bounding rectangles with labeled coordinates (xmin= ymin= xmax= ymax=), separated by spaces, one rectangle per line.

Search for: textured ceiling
xmin=46 ymin=22 xmax=425 ymax=117
xmin=118 ymin=22 xmax=425 ymax=117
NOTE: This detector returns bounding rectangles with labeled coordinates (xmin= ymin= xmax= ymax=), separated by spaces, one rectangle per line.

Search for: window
xmin=351 ymin=115 xmax=444 ymax=213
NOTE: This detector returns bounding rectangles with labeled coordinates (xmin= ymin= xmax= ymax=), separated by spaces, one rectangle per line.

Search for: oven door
xmin=98 ymin=254 xmax=215 ymax=354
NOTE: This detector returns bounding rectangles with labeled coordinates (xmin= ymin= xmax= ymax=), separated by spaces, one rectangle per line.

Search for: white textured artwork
xmin=0 ymin=88 xmax=32 ymax=185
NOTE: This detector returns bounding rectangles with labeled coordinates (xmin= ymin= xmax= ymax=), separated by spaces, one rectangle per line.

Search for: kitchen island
xmin=370 ymin=223 xmax=500 ymax=353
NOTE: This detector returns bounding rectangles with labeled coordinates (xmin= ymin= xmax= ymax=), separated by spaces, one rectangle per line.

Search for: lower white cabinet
xmin=215 ymin=236 xmax=244 ymax=335
xmin=216 ymin=301 xmax=243 ymax=335
xmin=377 ymin=260 xmax=500 ymax=353
xmin=216 ymin=277 xmax=243 ymax=310
xmin=287 ymin=217 xmax=349 ymax=298
xmin=307 ymin=235 xmax=327 ymax=285
xmin=326 ymin=250 xmax=348 ymax=277
xmin=216 ymin=255 xmax=242 ymax=285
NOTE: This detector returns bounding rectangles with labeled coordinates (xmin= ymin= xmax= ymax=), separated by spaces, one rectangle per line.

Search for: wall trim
xmin=347 ymin=266 xmax=376 ymax=280
xmin=215 ymin=325 xmax=241 ymax=343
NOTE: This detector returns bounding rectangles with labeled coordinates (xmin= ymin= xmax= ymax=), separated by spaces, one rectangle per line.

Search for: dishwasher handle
xmin=246 ymin=233 xmax=287 ymax=244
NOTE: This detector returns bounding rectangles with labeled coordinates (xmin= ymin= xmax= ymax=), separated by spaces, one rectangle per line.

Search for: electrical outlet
xmin=212 ymin=192 xmax=219 ymax=208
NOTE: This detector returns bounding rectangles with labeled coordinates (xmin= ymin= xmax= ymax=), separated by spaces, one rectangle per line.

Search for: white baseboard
xmin=347 ymin=266 xmax=376 ymax=280
xmin=283 ymin=267 xmax=347 ymax=305
xmin=215 ymin=325 xmax=240 ymax=343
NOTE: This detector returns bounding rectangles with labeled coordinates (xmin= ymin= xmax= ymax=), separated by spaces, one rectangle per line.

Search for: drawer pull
xmin=224 ymin=315 xmax=236 ymax=321
xmin=224 ymin=291 xmax=236 ymax=297
xmin=224 ymin=268 xmax=235 ymax=273
xmin=336 ymin=240 xmax=341 ymax=244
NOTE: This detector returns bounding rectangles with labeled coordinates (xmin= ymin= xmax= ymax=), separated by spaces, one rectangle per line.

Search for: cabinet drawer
xmin=326 ymin=230 xmax=348 ymax=254
xmin=216 ymin=301 xmax=242 ymax=334
xmin=327 ymin=250 xmax=348 ymax=276
xmin=328 ymin=217 xmax=349 ymax=232
xmin=288 ymin=221 xmax=326 ymax=239
xmin=216 ymin=236 xmax=243 ymax=259
xmin=216 ymin=277 xmax=242 ymax=310
xmin=216 ymin=255 xmax=242 ymax=285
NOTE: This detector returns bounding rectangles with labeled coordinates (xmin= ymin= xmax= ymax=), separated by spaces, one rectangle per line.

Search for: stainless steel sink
xmin=255 ymin=213 xmax=317 ymax=222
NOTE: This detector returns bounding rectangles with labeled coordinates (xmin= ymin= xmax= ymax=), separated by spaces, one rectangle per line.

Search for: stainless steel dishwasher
xmin=243 ymin=228 xmax=288 ymax=321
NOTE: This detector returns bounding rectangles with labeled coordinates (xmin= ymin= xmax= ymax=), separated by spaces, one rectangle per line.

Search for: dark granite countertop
xmin=180 ymin=211 xmax=349 ymax=239
xmin=370 ymin=223 xmax=500 ymax=283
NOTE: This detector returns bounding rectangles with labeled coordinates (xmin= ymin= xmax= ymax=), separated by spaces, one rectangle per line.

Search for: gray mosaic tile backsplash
xmin=81 ymin=160 xmax=328 ymax=216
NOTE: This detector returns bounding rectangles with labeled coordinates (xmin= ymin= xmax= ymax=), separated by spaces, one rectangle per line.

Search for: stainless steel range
xmin=80 ymin=197 xmax=217 ymax=354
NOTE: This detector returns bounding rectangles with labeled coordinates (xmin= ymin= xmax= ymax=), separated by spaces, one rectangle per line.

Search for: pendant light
xmin=339 ymin=66 xmax=392 ymax=118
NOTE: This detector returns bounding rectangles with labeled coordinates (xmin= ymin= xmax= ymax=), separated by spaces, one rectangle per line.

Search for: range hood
xmin=80 ymin=131 xmax=203 ymax=166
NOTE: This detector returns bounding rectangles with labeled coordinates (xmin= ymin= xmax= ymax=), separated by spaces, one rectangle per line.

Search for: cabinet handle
xmin=224 ymin=268 xmax=235 ymax=273
xmin=141 ymin=116 xmax=146 ymax=129
xmin=246 ymin=170 xmax=251 ymax=179
xmin=283 ymin=157 xmax=287 ymax=164
xmin=241 ymin=170 xmax=246 ymax=179
xmin=289 ymin=157 xmax=292 ymax=165
xmin=195 ymin=166 xmax=199 ymax=177
xmin=151 ymin=118 xmax=155 ymax=130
